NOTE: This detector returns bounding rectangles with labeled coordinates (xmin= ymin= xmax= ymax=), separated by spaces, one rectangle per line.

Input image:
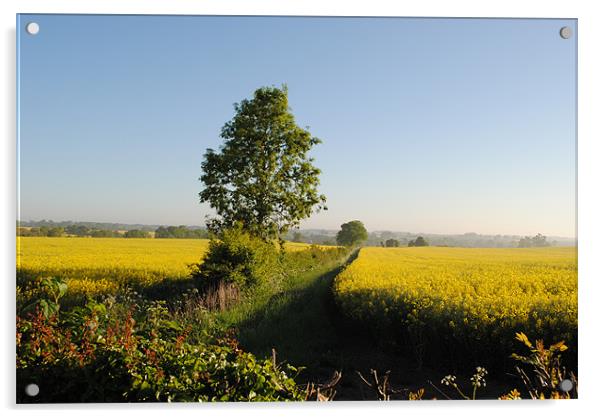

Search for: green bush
xmin=191 ymin=223 xmax=279 ymax=289
xmin=16 ymin=285 xmax=303 ymax=403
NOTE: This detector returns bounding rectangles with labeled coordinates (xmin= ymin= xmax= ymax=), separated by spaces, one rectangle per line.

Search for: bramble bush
xmin=16 ymin=280 xmax=304 ymax=403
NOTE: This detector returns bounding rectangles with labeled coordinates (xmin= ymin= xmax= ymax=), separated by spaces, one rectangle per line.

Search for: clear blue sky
xmin=17 ymin=15 xmax=576 ymax=237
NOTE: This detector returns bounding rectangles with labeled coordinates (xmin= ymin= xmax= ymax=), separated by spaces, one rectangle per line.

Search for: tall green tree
xmin=199 ymin=86 xmax=326 ymax=241
xmin=336 ymin=220 xmax=368 ymax=247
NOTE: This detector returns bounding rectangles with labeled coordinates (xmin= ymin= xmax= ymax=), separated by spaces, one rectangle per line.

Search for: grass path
xmin=227 ymin=250 xmax=514 ymax=400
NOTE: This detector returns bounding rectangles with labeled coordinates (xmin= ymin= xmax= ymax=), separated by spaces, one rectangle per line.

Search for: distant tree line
xmin=363 ymin=231 xmax=570 ymax=248
xmin=17 ymin=226 xmax=130 ymax=238
xmin=19 ymin=219 xmax=156 ymax=232
xmin=17 ymin=226 xmax=67 ymax=237
xmin=155 ymin=225 xmax=208 ymax=239
xmin=17 ymin=224 xmax=207 ymax=239
xmin=64 ymin=225 xmax=123 ymax=237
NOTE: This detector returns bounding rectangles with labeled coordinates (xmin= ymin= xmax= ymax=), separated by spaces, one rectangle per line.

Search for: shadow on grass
xmin=229 ymin=251 xmax=404 ymax=399
xmin=235 ymin=253 xmax=359 ymax=372
xmin=230 ymin=250 xmax=523 ymax=400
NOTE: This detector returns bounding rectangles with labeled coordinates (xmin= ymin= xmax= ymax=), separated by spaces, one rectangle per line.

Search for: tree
xmin=336 ymin=220 xmax=368 ymax=247
xmin=199 ymin=86 xmax=326 ymax=242
xmin=408 ymin=236 xmax=428 ymax=247
xmin=65 ymin=225 xmax=90 ymax=236
xmin=518 ymin=233 xmax=549 ymax=248
xmin=46 ymin=227 xmax=64 ymax=237
xmin=532 ymin=233 xmax=550 ymax=247
xmin=385 ymin=238 xmax=400 ymax=247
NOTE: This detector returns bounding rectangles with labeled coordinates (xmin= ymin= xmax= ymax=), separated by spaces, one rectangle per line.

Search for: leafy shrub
xmin=191 ymin=223 xmax=279 ymax=289
xmin=16 ymin=281 xmax=303 ymax=403
xmin=17 ymin=276 xmax=67 ymax=318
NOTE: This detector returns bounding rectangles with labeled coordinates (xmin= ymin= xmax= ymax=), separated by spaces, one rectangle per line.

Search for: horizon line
xmin=16 ymin=218 xmax=577 ymax=240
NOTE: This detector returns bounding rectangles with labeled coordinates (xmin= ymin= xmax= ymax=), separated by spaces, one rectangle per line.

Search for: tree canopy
xmin=518 ymin=233 xmax=550 ymax=248
xmin=408 ymin=236 xmax=428 ymax=247
xmin=336 ymin=220 xmax=368 ymax=247
xmin=199 ymin=86 xmax=326 ymax=241
xmin=155 ymin=225 xmax=208 ymax=239
xmin=385 ymin=238 xmax=400 ymax=247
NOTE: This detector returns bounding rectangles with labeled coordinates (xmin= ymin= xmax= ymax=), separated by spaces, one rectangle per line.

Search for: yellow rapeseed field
xmin=334 ymin=246 xmax=577 ymax=365
xmin=16 ymin=237 xmax=315 ymax=296
xmin=17 ymin=237 xmax=211 ymax=295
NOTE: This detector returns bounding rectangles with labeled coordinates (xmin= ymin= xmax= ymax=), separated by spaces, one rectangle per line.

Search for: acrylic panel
xmin=16 ymin=14 xmax=577 ymax=402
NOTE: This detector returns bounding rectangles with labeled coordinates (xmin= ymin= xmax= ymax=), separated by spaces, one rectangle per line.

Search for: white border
xmin=2 ymin=1 xmax=600 ymax=417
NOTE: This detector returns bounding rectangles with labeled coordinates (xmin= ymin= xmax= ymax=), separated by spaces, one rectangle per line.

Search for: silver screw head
xmin=25 ymin=383 xmax=40 ymax=397
xmin=559 ymin=26 xmax=572 ymax=39
xmin=559 ymin=379 xmax=574 ymax=392
xmin=26 ymin=22 xmax=40 ymax=35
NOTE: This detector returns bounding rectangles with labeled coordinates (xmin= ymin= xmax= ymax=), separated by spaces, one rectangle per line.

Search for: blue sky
xmin=17 ymin=15 xmax=576 ymax=237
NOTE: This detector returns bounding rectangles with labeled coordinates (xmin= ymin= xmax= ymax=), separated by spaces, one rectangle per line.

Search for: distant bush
xmin=65 ymin=225 xmax=91 ymax=236
xmin=89 ymin=229 xmax=123 ymax=238
xmin=124 ymin=229 xmax=151 ymax=238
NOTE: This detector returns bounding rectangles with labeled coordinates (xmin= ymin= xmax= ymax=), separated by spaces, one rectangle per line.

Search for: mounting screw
xmin=559 ymin=26 xmax=572 ymax=39
xmin=25 ymin=383 xmax=40 ymax=397
xmin=26 ymin=22 xmax=40 ymax=35
xmin=559 ymin=379 xmax=574 ymax=392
